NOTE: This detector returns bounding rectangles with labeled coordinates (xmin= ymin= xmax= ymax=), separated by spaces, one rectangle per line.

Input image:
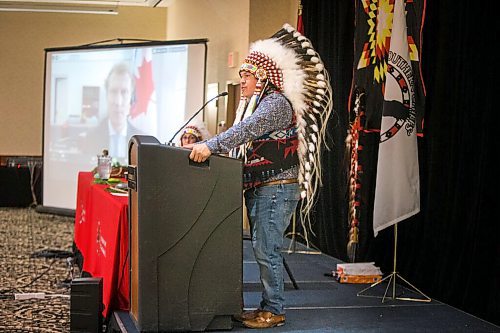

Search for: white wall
xmin=165 ymin=0 xmax=299 ymax=135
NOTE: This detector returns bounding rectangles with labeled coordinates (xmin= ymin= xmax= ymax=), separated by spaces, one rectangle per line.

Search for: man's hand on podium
xmin=184 ymin=143 xmax=212 ymax=163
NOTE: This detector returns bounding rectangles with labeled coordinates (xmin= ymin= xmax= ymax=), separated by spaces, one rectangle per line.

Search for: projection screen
xmin=42 ymin=39 xmax=207 ymax=211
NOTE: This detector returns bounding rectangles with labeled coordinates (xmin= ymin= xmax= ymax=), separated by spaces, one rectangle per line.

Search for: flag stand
xmin=283 ymin=213 xmax=321 ymax=255
xmin=357 ymin=223 xmax=431 ymax=302
xmin=282 ymin=213 xmax=319 ymax=290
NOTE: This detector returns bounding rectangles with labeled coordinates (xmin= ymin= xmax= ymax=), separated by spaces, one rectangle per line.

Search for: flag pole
xmin=357 ymin=223 xmax=431 ymax=302
xmin=283 ymin=212 xmax=321 ymax=255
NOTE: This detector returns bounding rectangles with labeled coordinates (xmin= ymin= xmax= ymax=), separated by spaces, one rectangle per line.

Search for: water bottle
xmin=97 ymin=149 xmax=112 ymax=180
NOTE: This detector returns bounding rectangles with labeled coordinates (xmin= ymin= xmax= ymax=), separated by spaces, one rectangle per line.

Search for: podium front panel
xmin=128 ymin=136 xmax=242 ymax=332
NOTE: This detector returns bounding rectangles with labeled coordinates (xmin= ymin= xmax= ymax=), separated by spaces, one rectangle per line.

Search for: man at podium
xmin=186 ymin=24 xmax=332 ymax=329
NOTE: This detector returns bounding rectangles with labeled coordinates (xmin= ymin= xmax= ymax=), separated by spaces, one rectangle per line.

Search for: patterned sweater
xmin=205 ymin=92 xmax=298 ymax=184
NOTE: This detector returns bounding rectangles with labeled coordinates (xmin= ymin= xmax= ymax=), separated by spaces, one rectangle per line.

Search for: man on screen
xmin=84 ymin=62 xmax=143 ymax=165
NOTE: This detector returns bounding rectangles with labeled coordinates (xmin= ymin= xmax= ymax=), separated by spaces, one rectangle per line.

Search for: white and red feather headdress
xmin=239 ymin=23 xmax=334 ymax=228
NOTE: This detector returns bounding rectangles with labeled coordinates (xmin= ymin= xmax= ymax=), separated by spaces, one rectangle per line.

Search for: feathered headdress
xmin=238 ymin=23 xmax=333 ymax=232
xmin=181 ymin=125 xmax=203 ymax=141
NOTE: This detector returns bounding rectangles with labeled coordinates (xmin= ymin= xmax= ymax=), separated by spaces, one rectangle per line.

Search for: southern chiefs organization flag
xmin=373 ymin=0 xmax=423 ymax=236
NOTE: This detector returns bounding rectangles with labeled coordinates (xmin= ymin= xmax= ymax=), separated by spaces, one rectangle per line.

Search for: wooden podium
xmin=128 ymin=135 xmax=243 ymax=332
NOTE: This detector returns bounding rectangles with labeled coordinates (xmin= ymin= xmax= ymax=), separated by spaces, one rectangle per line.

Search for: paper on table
xmin=110 ymin=192 xmax=128 ymax=197
xmin=336 ymin=262 xmax=382 ymax=276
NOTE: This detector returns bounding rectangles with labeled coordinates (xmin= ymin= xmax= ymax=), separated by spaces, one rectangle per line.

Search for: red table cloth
xmin=74 ymin=172 xmax=129 ymax=318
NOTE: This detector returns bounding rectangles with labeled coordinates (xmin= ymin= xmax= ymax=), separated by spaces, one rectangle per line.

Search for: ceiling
xmin=0 ymin=0 xmax=171 ymax=6
xmin=0 ymin=0 xmax=173 ymax=14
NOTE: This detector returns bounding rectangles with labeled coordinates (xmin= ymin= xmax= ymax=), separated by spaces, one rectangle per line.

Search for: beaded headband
xmin=181 ymin=125 xmax=202 ymax=141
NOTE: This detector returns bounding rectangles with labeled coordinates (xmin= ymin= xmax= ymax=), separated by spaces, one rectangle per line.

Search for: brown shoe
xmin=233 ymin=309 xmax=263 ymax=322
xmin=242 ymin=311 xmax=285 ymax=329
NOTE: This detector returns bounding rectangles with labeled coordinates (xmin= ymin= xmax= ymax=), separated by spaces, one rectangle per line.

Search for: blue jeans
xmin=244 ymin=182 xmax=300 ymax=315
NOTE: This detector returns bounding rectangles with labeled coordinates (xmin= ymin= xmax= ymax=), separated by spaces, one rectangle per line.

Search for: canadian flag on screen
xmin=373 ymin=0 xmax=420 ymax=236
xmin=129 ymin=49 xmax=157 ymax=134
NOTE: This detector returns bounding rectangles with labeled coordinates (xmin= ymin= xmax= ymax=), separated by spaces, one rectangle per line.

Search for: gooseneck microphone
xmin=167 ymin=91 xmax=228 ymax=146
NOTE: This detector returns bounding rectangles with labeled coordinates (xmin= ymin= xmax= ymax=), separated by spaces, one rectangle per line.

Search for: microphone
xmin=167 ymin=92 xmax=228 ymax=145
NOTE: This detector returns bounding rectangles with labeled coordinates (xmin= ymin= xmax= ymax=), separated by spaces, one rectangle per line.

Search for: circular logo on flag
xmin=380 ymin=53 xmax=417 ymax=143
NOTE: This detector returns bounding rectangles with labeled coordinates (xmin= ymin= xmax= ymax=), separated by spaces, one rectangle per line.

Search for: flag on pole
xmin=296 ymin=0 xmax=304 ymax=34
xmin=373 ymin=0 xmax=421 ymax=236
xmin=350 ymin=0 xmax=425 ymax=134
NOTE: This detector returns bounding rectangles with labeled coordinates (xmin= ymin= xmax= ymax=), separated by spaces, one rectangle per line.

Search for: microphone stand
xmin=167 ymin=92 xmax=228 ymax=146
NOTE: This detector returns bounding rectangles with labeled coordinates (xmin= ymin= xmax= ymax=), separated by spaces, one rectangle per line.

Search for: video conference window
xmin=43 ymin=41 xmax=207 ymax=210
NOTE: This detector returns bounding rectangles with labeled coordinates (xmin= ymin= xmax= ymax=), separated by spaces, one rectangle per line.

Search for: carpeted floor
xmin=0 ymin=207 xmax=75 ymax=332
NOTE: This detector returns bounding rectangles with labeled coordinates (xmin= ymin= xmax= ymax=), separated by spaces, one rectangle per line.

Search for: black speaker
xmin=70 ymin=277 xmax=103 ymax=333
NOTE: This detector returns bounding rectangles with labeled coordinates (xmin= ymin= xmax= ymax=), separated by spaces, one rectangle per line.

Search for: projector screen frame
xmin=40 ymin=38 xmax=208 ymax=215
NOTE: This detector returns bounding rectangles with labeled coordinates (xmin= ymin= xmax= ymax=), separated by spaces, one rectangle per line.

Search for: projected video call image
xmin=43 ymin=41 xmax=207 ymax=210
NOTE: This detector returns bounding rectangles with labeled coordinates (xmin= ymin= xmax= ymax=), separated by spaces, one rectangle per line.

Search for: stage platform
xmin=110 ymin=239 xmax=499 ymax=332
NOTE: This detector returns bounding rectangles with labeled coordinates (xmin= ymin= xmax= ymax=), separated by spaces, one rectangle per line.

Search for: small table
xmin=74 ymin=172 xmax=129 ymax=318
xmin=0 ymin=165 xmax=40 ymax=207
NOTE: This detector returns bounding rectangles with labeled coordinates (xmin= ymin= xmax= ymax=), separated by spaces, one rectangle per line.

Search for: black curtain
xmin=301 ymin=0 xmax=498 ymax=326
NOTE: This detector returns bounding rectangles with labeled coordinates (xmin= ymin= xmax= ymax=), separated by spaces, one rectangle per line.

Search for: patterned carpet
xmin=0 ymin=208 xmax=75 ymax=332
